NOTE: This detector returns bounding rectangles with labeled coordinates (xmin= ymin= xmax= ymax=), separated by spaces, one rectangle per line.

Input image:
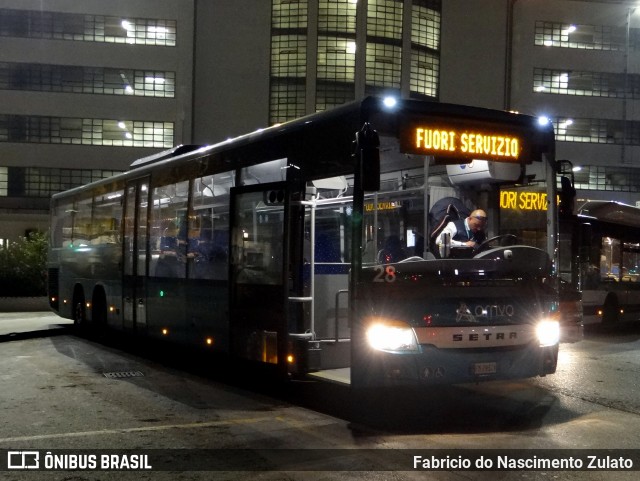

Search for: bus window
xmin=232 ymin=189 xmax=284 ymax=286
xmin=188 ymin=172 xmax=232 ymax=280
xmin=621 ymin=244 xmax=640 ymax=282
xmin=240 ymin=158 xmax=286 ymax=185
xmin=601 ymin=237 xmax=620 ymax=281
xmin=92 ymin=190 xmax=123 ymax=246
xmin=54 ymin=199 xmax=76 ymax=248
xmin=149 ymin=180 xmax=189 ymax=278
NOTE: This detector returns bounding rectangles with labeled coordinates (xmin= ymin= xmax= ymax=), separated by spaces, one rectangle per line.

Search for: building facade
xmin=510 ymin=0 xmax=640 ymax=203
xmin=0 ymin=0 xmax=195 ymax=242
xmin=1 ymin=0 xmax=640 ymax=242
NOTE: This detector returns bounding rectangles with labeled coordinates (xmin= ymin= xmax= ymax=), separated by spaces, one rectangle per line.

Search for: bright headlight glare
xmin=366 ymin=320 xmax=417 ymax=352
xmin=536 ymin=319 xmax=560 ymax=347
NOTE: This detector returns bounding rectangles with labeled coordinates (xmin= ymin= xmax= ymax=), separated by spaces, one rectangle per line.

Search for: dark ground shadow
xmin=49 ymin=327 xmax=583 ymax=436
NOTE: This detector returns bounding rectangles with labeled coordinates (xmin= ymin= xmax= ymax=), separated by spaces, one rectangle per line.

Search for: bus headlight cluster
xmin=366 ymin=319 xmax=418 ymax=352
xmin=536 ymin=319 xmax=560 ymax=347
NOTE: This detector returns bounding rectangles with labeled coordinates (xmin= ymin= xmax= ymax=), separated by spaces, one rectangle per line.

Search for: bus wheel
xmin=602 ymin=295 xmax=619 ymax=326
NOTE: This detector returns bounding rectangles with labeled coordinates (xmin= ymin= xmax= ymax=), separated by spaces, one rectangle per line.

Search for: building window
xmin=271 ymin=34 xmax=307 ymax=79
xmin=367 ymin=0 xmax=403 ymax=41
xmin=552 ymin=117 xmax=640 ymax=146
xmin=0 ymin=8 xmax=176 ymax=46
xmin=0 ymin=167 xmax=121 ymax=198
xmin=272 ymin=0 xmax=308 ymax=29
xmin=410 ymin=49 xmax=438 ymax=98
xmin=316 ymin=1 xmax=357 ymax=112
xmin=534 ymin=21 xmax=626 ymax=51
xmin=270 ymin=1 xmax=308 ymax=124
xmin=366 ymin=42 xmax=402 ymax=88
xmin=534 ymin=67 xmax=640 ymax=99
xmin=573 ymin=165 xmax=640 ymax=192
xmin=412 ymin=0 xmax=440 ymax=50
xmin=316 ymin=80 xmax=355 ymax=112
xmin=270 ymin=34 xmax=307 ymax=122
xmin=270 ymin=80 xmax=306 ymax=124
xmin=0 ymin=115 xmax=173 ymax=148
xmin=318 ymin=0 xmax=357 ymax=34
xmin=0 ymin=62 xmax=175 ymax=98
xmin=410 ymin=1 xmax=440 ymax=99
xmin=0 ymin=167 xmax=7 ymax=196
xmin=317 ymin=36 xmax=356 ymax=82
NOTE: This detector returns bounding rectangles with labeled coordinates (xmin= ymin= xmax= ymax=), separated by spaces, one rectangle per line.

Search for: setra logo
xmin=8 ymin=451 xmax=40 ymax=469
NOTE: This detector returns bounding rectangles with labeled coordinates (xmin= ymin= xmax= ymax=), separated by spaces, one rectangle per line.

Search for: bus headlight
xmin=366 ymin=319 xmax=418 ymax=352
xmin=536 ymin=319 xmax=560 ymax=347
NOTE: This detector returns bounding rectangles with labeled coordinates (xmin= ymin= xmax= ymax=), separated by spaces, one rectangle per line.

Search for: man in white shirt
xmin=436 ymin=209 xmax=488 ymax=249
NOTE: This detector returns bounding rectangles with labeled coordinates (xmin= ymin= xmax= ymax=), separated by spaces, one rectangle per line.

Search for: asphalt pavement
xmin=0 ymin=311 xmax=73 ymax=341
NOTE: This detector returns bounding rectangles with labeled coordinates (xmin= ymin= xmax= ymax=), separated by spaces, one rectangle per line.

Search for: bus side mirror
xmin=559 ymin=175 xmax=576 ymax=217
xmin=355 ymin=123 xmax=380 ymax=192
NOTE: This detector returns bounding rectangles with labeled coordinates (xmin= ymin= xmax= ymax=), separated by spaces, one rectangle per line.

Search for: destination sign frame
xmin=399 ymin=118 xmax=531 ymax=164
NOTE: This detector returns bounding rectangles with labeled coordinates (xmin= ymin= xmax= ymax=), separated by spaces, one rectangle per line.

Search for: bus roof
xmin=578 ymin=200 xmax=640 ymax=227
xmin=51 ymin=96 xmax=555 ymax=201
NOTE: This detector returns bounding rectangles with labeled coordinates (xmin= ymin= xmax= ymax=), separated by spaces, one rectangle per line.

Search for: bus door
xmin=229 ymin=182 xmax=292 ymax=377
xmin=123 ymin=177 xmax=149 ymax=333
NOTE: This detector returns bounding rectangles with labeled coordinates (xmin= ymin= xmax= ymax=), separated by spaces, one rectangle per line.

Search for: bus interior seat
xmin=429 ymin=203 xmax=460 ymax=258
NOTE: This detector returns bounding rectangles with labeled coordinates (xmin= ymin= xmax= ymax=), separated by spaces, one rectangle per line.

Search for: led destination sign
xmin=400 ymin=122 xmax=527 ymax=162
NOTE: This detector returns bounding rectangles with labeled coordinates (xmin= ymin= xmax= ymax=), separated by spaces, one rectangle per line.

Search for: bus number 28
xmin=374 ymin=265 xmax=397 ymax=283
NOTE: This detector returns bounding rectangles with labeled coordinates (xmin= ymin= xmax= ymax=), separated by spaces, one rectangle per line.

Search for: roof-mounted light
xmin=383 ymin=96 xmax=398 ymax=109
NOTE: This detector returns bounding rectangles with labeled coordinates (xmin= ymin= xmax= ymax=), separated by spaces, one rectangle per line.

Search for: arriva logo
xmin=456 ymin=302 xmax=515 ymax=322
xmin=474 ymin=304 xmax=515 ymax=318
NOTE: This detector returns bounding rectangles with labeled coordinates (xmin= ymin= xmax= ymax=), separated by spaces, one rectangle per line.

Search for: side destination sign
xmin=400 ymin=120 xmax=527 ymax=162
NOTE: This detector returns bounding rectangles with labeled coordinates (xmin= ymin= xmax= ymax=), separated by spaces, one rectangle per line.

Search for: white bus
xmin=566 ymin=201 xmax=640 ymax=326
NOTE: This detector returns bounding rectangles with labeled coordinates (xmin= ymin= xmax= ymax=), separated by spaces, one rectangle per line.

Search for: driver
xmin=436 ymin=209 xmax=487 ymax=249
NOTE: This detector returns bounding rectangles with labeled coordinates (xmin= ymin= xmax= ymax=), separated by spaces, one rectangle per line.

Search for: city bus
xmin=560 ymin=200 xmax=640 ymax=326
xmin=48 ymin=96 xmax=562 ymax=388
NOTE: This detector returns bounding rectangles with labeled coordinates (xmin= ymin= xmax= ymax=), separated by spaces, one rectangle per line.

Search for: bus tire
xmin=72 ymin=288 xmax=87 ymax=328
xmin=602 ymin=295 xmax=619 ymax=326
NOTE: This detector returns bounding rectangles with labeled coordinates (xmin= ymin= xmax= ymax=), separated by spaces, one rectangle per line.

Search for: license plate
xmin=473 ymin=362 xmax=497 ymax=375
